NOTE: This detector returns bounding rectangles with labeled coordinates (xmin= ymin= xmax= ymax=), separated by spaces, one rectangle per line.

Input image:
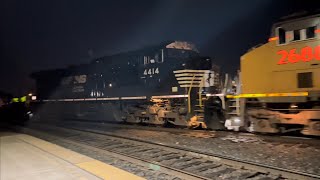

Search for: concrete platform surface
xmin=0 ymin=132 xmax=145 ymax=180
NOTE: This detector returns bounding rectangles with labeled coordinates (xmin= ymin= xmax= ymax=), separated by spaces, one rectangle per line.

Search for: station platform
xmin=0 ymin=131 xmax=144 ymax=180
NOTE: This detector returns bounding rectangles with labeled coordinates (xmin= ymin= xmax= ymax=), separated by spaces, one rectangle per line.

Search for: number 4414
xmin=144 ymin=68 xmax=159 ymax=75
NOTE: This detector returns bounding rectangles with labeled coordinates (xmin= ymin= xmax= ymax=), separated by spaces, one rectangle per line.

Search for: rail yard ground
xmin=8 ymin=119 xmax=320 ymax=180
xmin=58 ymin=121 xmax=320 ymax=175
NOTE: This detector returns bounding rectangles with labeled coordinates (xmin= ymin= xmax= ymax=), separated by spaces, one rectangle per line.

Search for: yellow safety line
xmin=226 ymin=92 xmax=309 ymax=98
xmin=16 ymin=134 xmax=145 ymax=180
xmin=77 ymin=160 xmax=145 ymax=180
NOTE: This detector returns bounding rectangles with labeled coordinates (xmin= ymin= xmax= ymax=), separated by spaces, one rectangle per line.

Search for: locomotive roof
xmin=30 ymin=64 xmax=89 ymax=79
xmin=92 ymin=41 xmax=172 ymax=62
xmin=30 ymin=41 xmax=199 ymax=79
xmin=30 ymin=68 xmax=67 ymax=79
xmin=93 ymin=40 xmax=198 ymax=63
xmin=269 ymin=10 xmax=320 ymax=37
xmin=275 ymin=9 xmax=320 ymax=25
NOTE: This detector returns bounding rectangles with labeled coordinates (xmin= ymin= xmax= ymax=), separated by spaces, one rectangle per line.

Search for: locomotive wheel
xmin=255 ymin=119 xmax=279 ymax=133
xmin=162 ymin=118 xmax=169 ymax=127
xmin=244 ymin=115 xmax=254 ymax=132
xmin=302 ymin=121 xmax=320 ymax=136
xmin=187 ymin=116 xmax=201 ymax=129
xmin=309 ymin=121 xmax=320 ymax=134
xmin=204 ymin=111 xmax=225 ymax=130
xmin=188 ymin=123 xmax=201 ymax=129
xmin=162 ymin=118 xmax=174 ymax=127
xmin=246 ymin=115 xmax=279 ymax=133
xmin=312 ymin=121 xmax=320 ymax=131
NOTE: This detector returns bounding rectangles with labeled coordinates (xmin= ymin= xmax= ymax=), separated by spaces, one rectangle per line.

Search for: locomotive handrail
xmin=198 ymin=78 xmax=205 ymax=108
xmin=188 ymin=74 xmax=196 ymax=113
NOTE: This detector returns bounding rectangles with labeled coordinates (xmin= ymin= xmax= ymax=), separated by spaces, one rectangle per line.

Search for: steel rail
xmin=20 ymin=127 xmax=212 ymax=180
xmin=60 ymin=125 xmax=320 ymax=180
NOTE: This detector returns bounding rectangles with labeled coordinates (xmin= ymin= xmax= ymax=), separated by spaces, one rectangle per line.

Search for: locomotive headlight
xmin=233 ymin=117 xmax=241 ymax=123
xmin=290 ymin=104 xmax=298 ymax=109
xmin=27 ymin=111 xmax=33 ymax=118
xmin=232 ymin=117 xmax=241 ymax=125
xmin=109 ymin=83 xmax=112 ymax=87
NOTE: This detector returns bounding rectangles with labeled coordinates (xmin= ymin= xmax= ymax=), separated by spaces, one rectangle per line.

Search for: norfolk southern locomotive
xmin=31 ymin=41 xmax=225 ymax=129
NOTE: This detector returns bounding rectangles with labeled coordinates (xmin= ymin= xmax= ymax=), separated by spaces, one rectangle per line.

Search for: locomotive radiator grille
xmin=173 ymin=69 xmax=215 ymax=88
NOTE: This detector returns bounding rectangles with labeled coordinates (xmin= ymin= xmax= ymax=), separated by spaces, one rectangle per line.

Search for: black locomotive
xmin=31 ymin=41 xmax=225 ymax=129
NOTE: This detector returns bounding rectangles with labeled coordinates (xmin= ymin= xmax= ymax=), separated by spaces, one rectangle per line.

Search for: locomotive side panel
xmin=30 ymin=41 xmax=222 ymax=129
xmin=241 ymin=15 xmax=320 ymax=94
xmin=241 ymin=43 xmax=274 ymax=94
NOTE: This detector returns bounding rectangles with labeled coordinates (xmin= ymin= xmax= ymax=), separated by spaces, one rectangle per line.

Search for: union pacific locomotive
xmin=226 ymin=11 xmax=320 ymax=136
xmin=31 ymin=12 xmax=320 ymax=136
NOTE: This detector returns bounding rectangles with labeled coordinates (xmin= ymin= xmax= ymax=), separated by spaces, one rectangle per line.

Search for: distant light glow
xmin=109 ymin=83 xmax=112 ymax=87
xmin=20 ymin=96 xmax=26 ymax=102
xmin=31 ymin=96 xmax=37 ymax=100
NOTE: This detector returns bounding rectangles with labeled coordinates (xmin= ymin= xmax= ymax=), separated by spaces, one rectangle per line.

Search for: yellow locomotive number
xmin=277 ymin=45 xmax=320 ymax=65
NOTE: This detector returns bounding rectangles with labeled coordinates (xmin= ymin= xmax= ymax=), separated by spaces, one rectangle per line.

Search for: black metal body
xmin=31 ymin=41 xmax=213 ymax=100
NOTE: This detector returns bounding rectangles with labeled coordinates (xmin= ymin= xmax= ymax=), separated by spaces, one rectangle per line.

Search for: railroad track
xmin=19 ymin=124 xmax=320 ymax=180
xmin=61 ymin=119 xmax=318 ymax=142
xmin=60 ymin=121 xmax=218 ymax=139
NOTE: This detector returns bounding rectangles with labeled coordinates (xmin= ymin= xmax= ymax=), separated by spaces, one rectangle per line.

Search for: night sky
xmin=0 ymin=0 xmax=319 ymax=96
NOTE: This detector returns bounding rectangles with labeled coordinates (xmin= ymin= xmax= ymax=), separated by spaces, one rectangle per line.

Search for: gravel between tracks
xmin=60 ymin=122 xmax=320 ymax=175
xmin=20 ymin=128 xmax=184 ymax=180
xmin=20 ymin=126 xmax=294 ymax=180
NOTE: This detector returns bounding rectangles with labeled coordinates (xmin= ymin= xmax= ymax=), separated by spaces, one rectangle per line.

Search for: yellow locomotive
xmin=225 ymin=12 xmax=320 ymax=136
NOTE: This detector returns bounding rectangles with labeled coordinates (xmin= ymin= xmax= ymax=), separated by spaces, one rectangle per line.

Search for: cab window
xmin=293 ymin=29 xmax=301 ymax=41
xmin=306 ymin=26 xmax=316 ymax=39
xmin=278 ymin=28 xmax=286 ymax=44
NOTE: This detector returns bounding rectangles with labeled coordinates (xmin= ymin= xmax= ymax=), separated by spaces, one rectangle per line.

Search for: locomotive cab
xmin=234 ymin=12 xmax=320 ymax=135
